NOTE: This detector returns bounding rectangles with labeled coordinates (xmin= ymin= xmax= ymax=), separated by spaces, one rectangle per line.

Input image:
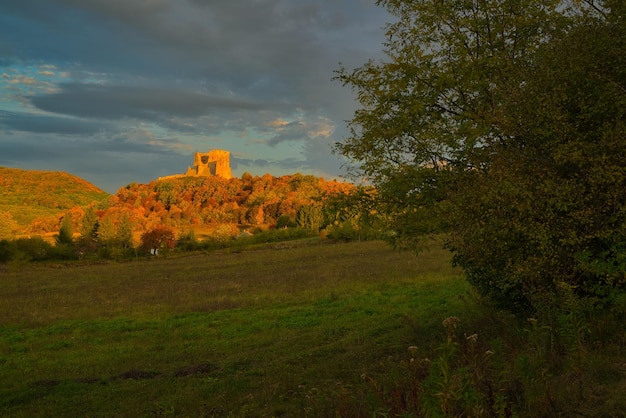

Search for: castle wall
xmin=161 ymin=149 xmax=232 ymax=181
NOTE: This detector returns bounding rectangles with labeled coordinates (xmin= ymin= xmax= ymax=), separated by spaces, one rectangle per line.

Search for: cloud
xmin=0 ymin=0 xmax=391 ymax=191
xmin=29 ymin=83 xmax=271 ymax=120
xmin=0 ymin=110 xmax=112 ymax=135
xmin=0 ymin=131 xmax=191 ymax=193
xmin=9 ymin=75 xmax=36 ymax=85
xmin=264 ymin=115 xmax=334 ymax=147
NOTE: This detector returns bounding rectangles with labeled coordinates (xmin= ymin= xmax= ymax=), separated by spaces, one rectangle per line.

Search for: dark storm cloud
xmin=2 ymin=0 xmax=386 ymax=107
xmin=29 ymin=83 xmax=269 ymax=121
xmin=0 ymin=110 xmax=111 ymax=135
xmin=0 ymin=0 xmax=390 ymax=191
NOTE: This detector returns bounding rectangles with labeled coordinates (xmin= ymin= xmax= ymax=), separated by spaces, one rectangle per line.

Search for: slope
xmin=0 ymin=167 xmax=110 ymax=229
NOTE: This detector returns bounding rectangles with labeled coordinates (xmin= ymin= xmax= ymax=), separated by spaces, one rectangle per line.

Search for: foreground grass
xmin=0 ymin=240 xmax=468 ymax=416
xmin=2 ymin=240 xmax=625 ymax=417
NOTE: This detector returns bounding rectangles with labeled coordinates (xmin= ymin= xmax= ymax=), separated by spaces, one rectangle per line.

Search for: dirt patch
xmin=31 ymin=379 xmax=60 ymax=388
xmin=73 ymin=377 xmax=102 ymax=384
xmin=173 ymin=362 xmax=219 ymax=378
xmin=112 ymin=370 xmax=161 ymax=380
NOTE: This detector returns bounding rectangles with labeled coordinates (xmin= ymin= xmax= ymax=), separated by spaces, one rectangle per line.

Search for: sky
xmin=0 ymin=0 xmax=391 ymax=193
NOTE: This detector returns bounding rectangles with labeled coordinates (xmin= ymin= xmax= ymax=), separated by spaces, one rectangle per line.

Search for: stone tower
xmin=185 ymin=149 xmax=232 ymax=179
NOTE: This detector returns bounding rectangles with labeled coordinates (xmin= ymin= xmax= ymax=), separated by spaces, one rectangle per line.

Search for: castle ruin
xmin=186 ymin=150 xmax=232 ymax=179
xmin=158 ymin=149 xmax=232 ymax=181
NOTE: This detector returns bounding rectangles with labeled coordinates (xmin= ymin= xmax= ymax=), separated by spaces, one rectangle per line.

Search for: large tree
xmin=336 ymin=0 xmax=626 ymax=312
xmin=336 ymin=0 xmax=566 ymax=246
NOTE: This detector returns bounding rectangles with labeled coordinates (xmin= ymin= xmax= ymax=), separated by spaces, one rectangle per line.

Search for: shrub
xmin=177 ymin=229 xmax=199 ymax=251
xmin=139 ymin=226 xmax=176 ymax=255
xmin=14 ymin=237 xmax=52 ymax=261
xmin=0 ymin=239 xmax=17 ymax=263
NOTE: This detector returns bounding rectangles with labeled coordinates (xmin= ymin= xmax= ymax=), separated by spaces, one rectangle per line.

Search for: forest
xmin=0 ymin=170 xmax=377 ymax=261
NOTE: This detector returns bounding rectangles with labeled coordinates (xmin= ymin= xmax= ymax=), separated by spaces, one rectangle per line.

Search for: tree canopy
xmin=336 ymin=0 xmax=626 ymax=312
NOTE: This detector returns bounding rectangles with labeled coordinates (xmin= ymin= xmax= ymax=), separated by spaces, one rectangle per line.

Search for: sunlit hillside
xmin=102 ymin=173 xmax=355 ymax=237
xmin=0 ymin=167 xmax=110 ymax=234
xmin=0 ymin=168 xmax=357 ymax=241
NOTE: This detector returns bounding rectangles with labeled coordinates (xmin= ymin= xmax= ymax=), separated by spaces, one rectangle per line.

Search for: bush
xmin=275 ymin=215 xmax=296 ymax=229
xmin=139 ymin=226 xmax=175 ymax=255
xmin=50 ymin=243 xmax=78 ymax=260
xmin=176 ymin=229 xmax=200 ymax=251
xmin=97 ymin=241 xmax=136 ymax=260
xmin=14 ymin=237 xmax=53 ymax=261
xmin=325 ymin=220 xmax=380 ymax=242
xmin=0 ymin=239 xmax=17 ymax=263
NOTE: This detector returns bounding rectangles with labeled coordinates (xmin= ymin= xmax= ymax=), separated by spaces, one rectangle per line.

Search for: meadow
xmin=0 ymin=240 xmax=469 ymax=417
xmin=1 ymin=240 xmax=624 ymax=417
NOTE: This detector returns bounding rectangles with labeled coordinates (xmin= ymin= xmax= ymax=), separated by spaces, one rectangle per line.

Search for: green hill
xmin=0 ymin=167 xmax=110 ymax=230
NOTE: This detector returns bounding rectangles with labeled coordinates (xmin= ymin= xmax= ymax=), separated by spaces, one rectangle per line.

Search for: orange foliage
xmin=36 ymin=173 xmax=356 ymax=242
xmin=97 ymin=174 xmax=354 ymax=233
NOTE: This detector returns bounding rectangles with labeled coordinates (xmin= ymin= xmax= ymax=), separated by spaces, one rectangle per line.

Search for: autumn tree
xmin=76 ymin=206 xmax=100 ymax=256
xmin=335 ymin=0 xmax=625 ymax=312
xmin=55 ymin=213 xmax=74 ymax=246
xmin=140 ymin=226 xmax=175 ymax=255
xmin=116 ymin=213 xmax=134 ymax=249
xmin=79 ymin=206 xmax=98 ymax=238
xmin=95 ymin=212 xmax=135 ymax=258
xmin=98 ymin=215 xmax=116 ymax=242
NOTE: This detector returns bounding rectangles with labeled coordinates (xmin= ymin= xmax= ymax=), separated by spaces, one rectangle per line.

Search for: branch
xmin=581 ymin=0 xmax=609 ymax=20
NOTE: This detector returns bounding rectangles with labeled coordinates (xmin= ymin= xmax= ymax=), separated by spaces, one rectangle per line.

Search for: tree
xmin=445 ymin=1 xmax=626 ymax=310
xmin=176 ymin=229 xmax=199 ymax=251
xmin=98 ymin=215 xmax=116 ymax=242
xmin=335 ymin=0 xmax=625 ymax=312
xmin=76 ymin=206 xmax=100 ymax=256
xmin=336 ymin=0 xmax=565 ymax=247
xmin=296 ymin=204 xmax=323 ymax=232
xmin=116 ymin=213 xmax=134 ymax=249
xmin=140 ymin=226 xmax=175 ymax=255
xmin=96 ymin=212 xmax=135 ymax=259
xmin=322 ymin=186 xmax=383 ymax=241
xmin=55 ymin=213 xmax=74 ymax=246
xmin=79 ymin=206 xmax=99 ymax=240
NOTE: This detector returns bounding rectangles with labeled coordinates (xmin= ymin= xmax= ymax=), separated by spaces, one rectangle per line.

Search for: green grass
xmin=2 ymin=240 xmax=624 ymax=417
xmin=0 ymin=240 xmax=469 ymax=417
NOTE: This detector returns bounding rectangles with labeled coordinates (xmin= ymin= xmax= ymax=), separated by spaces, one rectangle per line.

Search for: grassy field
xmin=0 ymin=240 xmax=470 ymax=417
xmin=2 ymin=239 xmax=625 ymax=417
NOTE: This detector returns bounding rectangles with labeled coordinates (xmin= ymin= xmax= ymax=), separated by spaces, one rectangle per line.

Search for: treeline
xmin=21 ymin=173 xmax=354 ymax=234
xmin=0 ymin=221 xmax=318 ymax=263
xmin=108 ymin=172 xmax=355 ymax=229
xmin=1 ymin=173 xmax=382 ymax=262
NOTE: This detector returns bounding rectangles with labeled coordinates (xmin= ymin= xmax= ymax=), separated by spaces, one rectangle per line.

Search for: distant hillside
xmin=0 ymin=167 xmax=358 ymax=240
xmin=0 ymin=167 xmax=110 ymax=229
xmin=105 ymin=173 xmax=355 ymax=233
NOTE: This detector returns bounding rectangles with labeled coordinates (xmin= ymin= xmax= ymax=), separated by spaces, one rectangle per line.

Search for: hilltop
xmin=0 ymin=167 xmax=357 ymax=241
xmin=104 ymin=172 xmax=355 ymax=236
xmin=0 ymin=167 xmax=110 ymax=233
